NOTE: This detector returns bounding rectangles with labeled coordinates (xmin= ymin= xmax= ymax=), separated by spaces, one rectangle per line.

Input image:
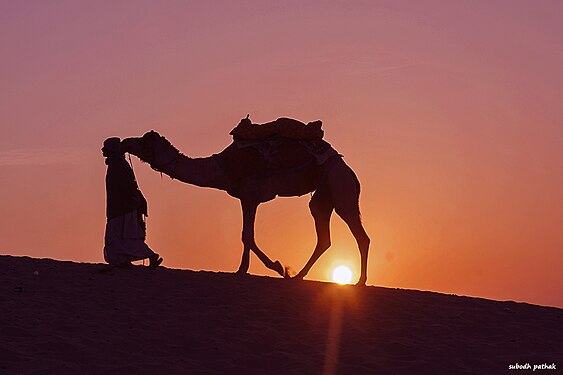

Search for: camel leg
xmin=294 ymin=188 xmax=334 ymax=280
xmin=238 ymin=200 xmax=285 ymax=277
xmin=236 ymin=245 xmax=251 ymax=274
xmin=330 ymin=159 xmax=370 ymax=285
xmin=337 ymin=210 xmax=370 ymax=285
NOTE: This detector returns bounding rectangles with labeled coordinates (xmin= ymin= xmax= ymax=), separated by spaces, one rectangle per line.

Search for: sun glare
xmin=332 ymin=265 xmax=353 ymax=284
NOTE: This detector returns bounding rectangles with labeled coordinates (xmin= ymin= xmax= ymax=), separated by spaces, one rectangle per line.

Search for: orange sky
xmin=1 ymin=1 xmax=562 ymax=307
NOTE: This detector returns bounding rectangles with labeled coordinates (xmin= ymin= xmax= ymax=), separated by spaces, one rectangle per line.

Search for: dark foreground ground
xmin=0 ymin=255 xmax=561 ymax=374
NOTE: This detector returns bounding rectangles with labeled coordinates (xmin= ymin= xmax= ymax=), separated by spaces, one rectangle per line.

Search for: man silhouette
xmin=102 ymin=137 xmax=162 ymax=268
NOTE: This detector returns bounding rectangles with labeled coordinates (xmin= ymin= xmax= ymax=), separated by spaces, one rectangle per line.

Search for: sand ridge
xmin=1 ymin=255 xmax=561 ymax=374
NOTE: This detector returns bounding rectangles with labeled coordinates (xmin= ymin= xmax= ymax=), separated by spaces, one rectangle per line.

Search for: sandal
xmin=149 ymin=254 xmax=163 ymax=269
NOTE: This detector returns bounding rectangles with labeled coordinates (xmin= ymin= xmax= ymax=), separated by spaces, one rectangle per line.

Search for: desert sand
xmin=1 ymin=255 xmax=561 ymax=374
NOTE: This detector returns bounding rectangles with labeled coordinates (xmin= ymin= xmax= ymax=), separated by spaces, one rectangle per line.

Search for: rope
xmin=127 ymin=153 xmax=135 ymax=174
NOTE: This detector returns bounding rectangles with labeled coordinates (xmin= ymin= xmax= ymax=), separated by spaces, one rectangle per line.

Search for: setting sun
xmin=332 ymin=265 xmax=353 ymax=285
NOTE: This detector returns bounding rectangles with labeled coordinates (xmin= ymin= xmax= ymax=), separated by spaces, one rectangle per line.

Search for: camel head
xmin=122 ymin=131 xmax=180 ymax=171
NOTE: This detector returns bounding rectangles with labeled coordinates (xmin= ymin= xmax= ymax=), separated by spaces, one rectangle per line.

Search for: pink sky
xmin=1 ymin=1 xmax=562 ymax=307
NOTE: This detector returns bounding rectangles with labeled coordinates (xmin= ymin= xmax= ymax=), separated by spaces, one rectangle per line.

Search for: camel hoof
xmin=282 ymin=266 xmax=294 ymax=279
xmin=355 ymin=279 xmax=367 ymax=287
xmin=272 ymin=261 xmax=286 ymax=278
xmin=290 ymin=273 xmax=304 ymax=281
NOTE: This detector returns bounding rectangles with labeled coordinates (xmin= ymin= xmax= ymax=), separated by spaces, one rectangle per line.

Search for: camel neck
xmin=167 ymin=154 xmax=230 ymax=191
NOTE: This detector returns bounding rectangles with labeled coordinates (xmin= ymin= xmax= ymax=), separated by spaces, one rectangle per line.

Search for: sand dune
xmin=1 ymin=255 xmax=561 ymax=374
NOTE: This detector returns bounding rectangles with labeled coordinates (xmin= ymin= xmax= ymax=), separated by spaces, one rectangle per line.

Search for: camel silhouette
xmin=121 ymin=120 xmax=370 ymax=285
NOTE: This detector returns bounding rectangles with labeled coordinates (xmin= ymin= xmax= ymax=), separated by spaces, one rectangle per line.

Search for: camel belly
xmin=234 ymin=165 xmax=319 ymax=202
xmin=270 ymin=169 xmax=318 ymax=197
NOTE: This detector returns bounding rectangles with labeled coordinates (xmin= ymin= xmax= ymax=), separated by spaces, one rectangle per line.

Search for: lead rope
xmin=127 ymin=153 xmax=135 ymax=174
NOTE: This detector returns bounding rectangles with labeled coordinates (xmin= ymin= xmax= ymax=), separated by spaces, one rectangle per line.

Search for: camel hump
xmin=230 ymin=117 xmax=324 ymax=141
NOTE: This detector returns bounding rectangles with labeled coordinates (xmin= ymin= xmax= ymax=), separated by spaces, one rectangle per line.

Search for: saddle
xmin=230 ymin=117 xmax=324 ymax=141
xmin=217 ymin=117 xmax=339 ymax=188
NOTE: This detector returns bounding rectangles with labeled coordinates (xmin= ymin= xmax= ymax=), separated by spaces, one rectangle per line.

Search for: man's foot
xmin=149 ymin=254 xmax=163 ymax=269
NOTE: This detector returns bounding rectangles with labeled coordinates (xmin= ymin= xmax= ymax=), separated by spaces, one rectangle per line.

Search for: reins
xmin=127 ymin=153 xmax=135 ymax=173
xmin=148 ymin=136 xmax=180 ymax=179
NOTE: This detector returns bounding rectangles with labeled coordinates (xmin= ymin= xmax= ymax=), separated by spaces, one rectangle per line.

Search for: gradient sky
xmin=1 ymin=1 xmax=562 ymax=307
